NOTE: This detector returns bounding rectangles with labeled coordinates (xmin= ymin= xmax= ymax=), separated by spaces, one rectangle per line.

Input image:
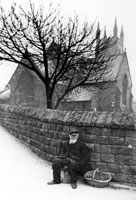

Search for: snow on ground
xmin=0 ymin=126 xmax=135 ymax=200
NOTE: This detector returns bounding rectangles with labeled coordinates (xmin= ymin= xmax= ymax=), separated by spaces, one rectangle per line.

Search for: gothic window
xmin=122 ymin=74 xmax=128 ymax=105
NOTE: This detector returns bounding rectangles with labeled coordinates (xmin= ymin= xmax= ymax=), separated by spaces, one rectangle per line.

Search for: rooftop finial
xmin=113 ymin=18 xmax=118 ymax=38
xmin=104 ymin=27 xmax=107 ymax=39
xmin=96 ymin=22 xmax=100 ymax=40
xmin=120 ymin=25 xmax=124 ymax=39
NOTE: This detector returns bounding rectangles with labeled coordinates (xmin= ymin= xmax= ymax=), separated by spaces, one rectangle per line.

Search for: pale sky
xmin=0 ymin=0 xmax=136 ymax=99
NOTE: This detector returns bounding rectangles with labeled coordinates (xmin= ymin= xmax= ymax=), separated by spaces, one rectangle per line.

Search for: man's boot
xmin=47 ymin=180 xmax=61 ymax=185
xmin=71 ymin=183 xmax=77 ymax=189
xmin=48 ymin=163 xmax=61 ymax=185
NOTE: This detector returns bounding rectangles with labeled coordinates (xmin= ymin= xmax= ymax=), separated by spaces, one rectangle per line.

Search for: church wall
xmin=8 ymin=66 xmax=47 ymax=108
xmin=33 ymin=77 xmax=47 ymax=108
xmin=96 ymin=83 xmax=121 ymax=112
xmin=116 ymin=55 xmax=132 ymax=112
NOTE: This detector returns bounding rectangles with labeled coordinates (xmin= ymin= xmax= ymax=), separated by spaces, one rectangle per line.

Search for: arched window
xmin=122 ymin=74 xmax=128 ymax=105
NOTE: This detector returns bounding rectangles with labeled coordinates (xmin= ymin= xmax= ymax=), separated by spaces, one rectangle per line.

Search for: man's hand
xmin=58 ymin=155 xmax=66 ymax=159
xmin=66 ymin=157 xmax=76 ymax=165
xmin=63 ymin=166 xmax=68 ymax=171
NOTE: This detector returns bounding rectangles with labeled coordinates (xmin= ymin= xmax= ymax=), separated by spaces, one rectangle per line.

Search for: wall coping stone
xmin=0 ymin=104 xmax=135 ymax=130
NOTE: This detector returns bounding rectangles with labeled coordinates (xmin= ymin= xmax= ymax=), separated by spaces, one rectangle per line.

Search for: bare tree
xmin=0 ymin=2 xmax=116 ymax=109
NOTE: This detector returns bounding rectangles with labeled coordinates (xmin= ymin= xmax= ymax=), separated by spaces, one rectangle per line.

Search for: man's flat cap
xmin=69 ymin=130 xmax=79 ymax=135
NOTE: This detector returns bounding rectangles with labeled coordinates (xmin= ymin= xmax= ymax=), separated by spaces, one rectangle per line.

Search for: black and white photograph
xmin=0 ymin=0 xmax=136 ymax=199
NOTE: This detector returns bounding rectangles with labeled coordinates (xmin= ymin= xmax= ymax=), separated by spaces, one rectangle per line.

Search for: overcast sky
xmin=0 ymin=0 xmax=136 ymax=99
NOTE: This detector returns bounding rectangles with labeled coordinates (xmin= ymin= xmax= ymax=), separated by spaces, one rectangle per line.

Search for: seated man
xmin=47 ymin=129 xmax=90 ymax=189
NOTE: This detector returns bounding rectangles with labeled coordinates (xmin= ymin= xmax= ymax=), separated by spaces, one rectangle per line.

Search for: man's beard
xmin=69 ymin=136 xmax=78 ymax=144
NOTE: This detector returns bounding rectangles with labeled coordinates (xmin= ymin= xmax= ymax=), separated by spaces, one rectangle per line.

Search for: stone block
xmin=82 ymin=112 xmax=94 ymax=126
xmin=125 ymin=137 xmax=136 ymax=147
xmin=57 ymin=131 xmax=68 ymax=140
xmin=56 ymin=124 xmax=63 ymax=132
xmin=63 ymin=111 xmax=73 ymax=123
xmin=49 ymin=146 xmax=57 ymax=155
xmin=46 ymin=123 xmax=51 ymax=130
xmin=53 ymin=131 xmax=58 ymax=139
xmin=46 ymin=130 xmax=55 ymax=138
xmin=115 ymin=155 xmax=133 ymax=166
xmin=40 ymin=143 xmax=45 ymax=151
xmin=46 ymin=153 xmax=54 ymax=162
xmin=96 ymin=112 xmax=108 ymax=127
xmin=41 ymin=123 xmax=47 ymax=130
xmin=107 ymin=163 xmax=124 ymax=173
xmin=32 ymin=133 xmax=38 ymax=141
xmin=97 ymin=136 xmax=108 ymax=144
xmin=50 ymin=139 xmax=61 ymax=148
xmin=92 ymin=127 xmax=102 ymax=135
xmin=77 ymin=111 xmax=88 ymax=125
xmin=43 ymin=138 xmax=48 ymax=145
xmin=111 ymin=112 xmax=122 ymax=127
xmin=31 ymin=146 xmax=41 ymax=156
xmin=86 ymin=143 xmax=94 ymax=150
xmin=27 ymin=131 xmax=32 ymax=138
xmin=39 ymin=151 xmax=47 ymax=160
xmin=126 ymin=130 xmax=136 ymax=138
xmin=89 ymin=161 xmax=96 ymax=170
xmin=105 ymin=112 xmax=114 ymax=126
xmin=81 ymin=134 xmax=97 ymax=143
xmin=50 ymin=123 xmax=59 ymax=131
xmin=109 ymin=136 xmax=125 ymax=145
xmin=72 ymin=111 xmax=84 ymax=124
xmin=56 ymin=111 xmax=67 ymax=122
xmin=124 ymin=166 xmax=136 ymax=175
xmin=100 ymin=154 xmax=115 ymax=163
xmin=46 ymin=138 xmax=52 ymax=145
xmin=30 ymin=140 xmax=40 ymax=149
xmin=94 ymin=144 xmax=111 ymax=153
xmin=44 ymin=145 xmax=50 ymax=153
xmin=96 ymin=162 xmax=107 ymax=170
xmin=111 ymin=128 xmax=126 ymax=137
xmin=90 ymin=153 xmax=100 ymax=161
xmin=91 ymin=112 xmax=99 ymax=126
xmin=63 ymin=125 xmax=70 ymax=132
xmin=80 ymin=127 xmax=92 ymax=135
xmin=66 ymin=111 xmax=78 ymax=124
xmin=112 ymin=145 xmax=135 ymax=156
xmin=41 ymin=130 xmax=48 ymax=137
xmin=20 ymin=135 xmax=28 ymax=143
xmin=114 ymin=173 xmax=133 ymax=183
xmin=102 ymin=128 xmax=111 ymax=136
xmin=133 ymin=157 xmax=136 ymax=165
xmin=120 ymin=114 xmax=135 ymax=129
xmin=36 ymin=133 xmax=40 ymax=141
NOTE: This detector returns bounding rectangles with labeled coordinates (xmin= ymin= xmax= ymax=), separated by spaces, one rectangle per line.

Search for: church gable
xmin=17 ymin=69 xmax=34 ymax=102
xmin=117 ymin=53 xmax=132 ymax=88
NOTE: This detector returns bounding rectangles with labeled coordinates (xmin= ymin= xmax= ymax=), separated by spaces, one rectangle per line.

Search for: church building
xmin=60 ymin=19 xmax=133 ymax=113
xmin=0 ymin=20 xmax=133 ymax=113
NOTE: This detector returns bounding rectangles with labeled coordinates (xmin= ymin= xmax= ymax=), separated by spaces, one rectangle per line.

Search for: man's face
xmin=69 ymin=133 xmax=79 ymax=144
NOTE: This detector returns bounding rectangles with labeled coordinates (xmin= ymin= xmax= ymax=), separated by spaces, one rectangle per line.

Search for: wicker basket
xmin=84 ymin=168 xmax=112 ymax=188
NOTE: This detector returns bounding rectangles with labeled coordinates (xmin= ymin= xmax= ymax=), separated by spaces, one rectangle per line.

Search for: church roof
xmin=111 ymin=53 xmax=125 ymax=79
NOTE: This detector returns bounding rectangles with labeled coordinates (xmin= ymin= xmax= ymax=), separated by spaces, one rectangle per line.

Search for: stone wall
xmin=0 ymin=104 xmax=136 ymax=186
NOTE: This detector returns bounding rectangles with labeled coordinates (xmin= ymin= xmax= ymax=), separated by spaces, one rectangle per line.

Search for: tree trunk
xmin=46 ymin=88 xmax=53 ymax=109
xmin=46 ymin=95 xmax=53 ymax=109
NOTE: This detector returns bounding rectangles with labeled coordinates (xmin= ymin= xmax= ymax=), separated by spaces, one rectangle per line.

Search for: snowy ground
xmin=0 ymin=126 xmax=135 ymax=200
